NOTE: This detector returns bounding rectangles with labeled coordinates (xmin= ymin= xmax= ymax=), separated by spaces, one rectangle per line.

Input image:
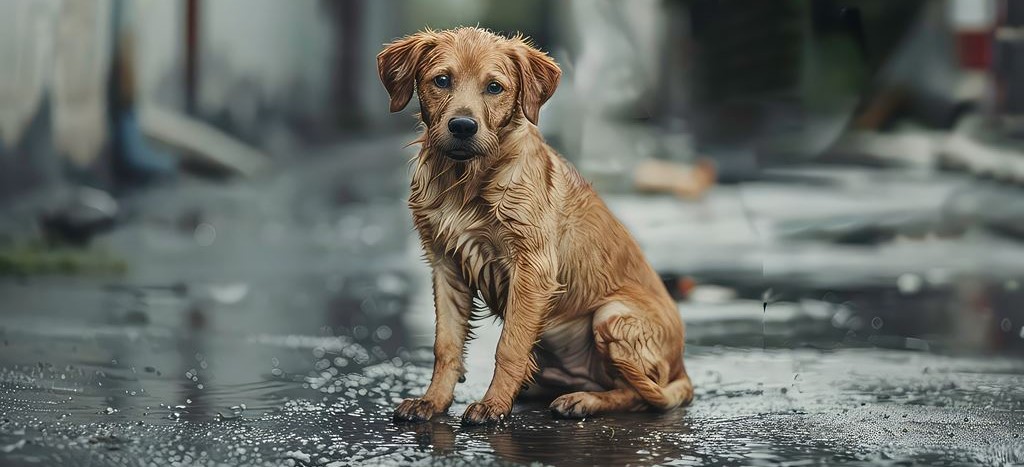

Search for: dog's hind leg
xmin=549 ymin=298 xmax=693 ymax=418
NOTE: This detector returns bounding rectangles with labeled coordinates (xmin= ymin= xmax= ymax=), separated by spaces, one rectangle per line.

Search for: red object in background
xmin=956 ymin=30 xmax=994 ymax=69
xmin=675 ymin=276 xmax=697 ymax=299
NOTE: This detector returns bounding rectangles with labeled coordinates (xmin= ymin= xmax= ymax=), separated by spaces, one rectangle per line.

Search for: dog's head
xmin=377 ymin=27 xmax=561 ymax=162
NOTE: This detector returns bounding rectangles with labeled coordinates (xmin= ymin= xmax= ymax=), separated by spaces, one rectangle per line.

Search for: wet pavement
xmin=1 ymin=137 xmax=1024 ymax=466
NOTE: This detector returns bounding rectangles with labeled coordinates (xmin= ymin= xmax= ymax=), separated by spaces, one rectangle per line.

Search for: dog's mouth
xmin=445 ymin=149 xmax=478 ymax=161
xmin=433 ymin=133 xmax=489 ymax=162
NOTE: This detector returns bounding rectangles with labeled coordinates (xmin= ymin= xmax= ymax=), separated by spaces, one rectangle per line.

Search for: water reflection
xmin=400 ymin=411 xmax=701 ymax=466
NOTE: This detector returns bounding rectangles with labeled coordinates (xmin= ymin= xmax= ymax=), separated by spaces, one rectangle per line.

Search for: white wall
xmin=197 ymin=0 xmax=333 ymax=119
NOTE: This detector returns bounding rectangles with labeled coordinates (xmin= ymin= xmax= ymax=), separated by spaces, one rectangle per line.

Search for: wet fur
xmin=379 ymin=27 xmax=692 ymax=425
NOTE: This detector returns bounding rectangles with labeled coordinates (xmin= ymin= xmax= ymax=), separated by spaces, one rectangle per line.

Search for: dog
xmin=377 ymin=27 xmax=693 ymax=425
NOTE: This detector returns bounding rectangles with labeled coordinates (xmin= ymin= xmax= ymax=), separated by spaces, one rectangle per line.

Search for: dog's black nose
xmin=448 ymin=117 xmax=478 ymax=139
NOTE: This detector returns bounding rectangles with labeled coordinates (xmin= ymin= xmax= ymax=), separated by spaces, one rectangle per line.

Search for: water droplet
xmin=208 ymin=283 xmax=249 ymax=304
xmin=376 ymin=274 xmax=406 ymax=295
xmin=897 ymin=274 xmax=922 ymax=294
xmin=374 ymin=326 xmax=393 ymax=341
xmin=194 ymin=223 xmax=217 ymax=246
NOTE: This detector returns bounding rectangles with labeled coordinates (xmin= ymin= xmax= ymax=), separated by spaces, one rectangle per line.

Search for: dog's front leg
xmin=462 ymin=251 xmax=557 ymax=425
xmin=394 ymin=259 xmax=472 ymax=422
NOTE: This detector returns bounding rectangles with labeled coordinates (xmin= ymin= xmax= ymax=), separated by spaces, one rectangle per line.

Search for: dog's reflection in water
xmin=407 ymin=419 xmax=458 ymax=456
xmin=400 ymin=407 xmax=696 ymax=465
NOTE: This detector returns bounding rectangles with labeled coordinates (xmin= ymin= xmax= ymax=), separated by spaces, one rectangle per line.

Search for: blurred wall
xmin=0 ymin=0 xmax=112 ymax=201
xmin=136 ymin=0 xmax=335 ymax=152
xmin=0 ymin=0 xmax=561 ymax=196
xmin=1 ymin=0 xmax=973 ymax=202
xmin=135 ymin=0 xmax=420 ymax=153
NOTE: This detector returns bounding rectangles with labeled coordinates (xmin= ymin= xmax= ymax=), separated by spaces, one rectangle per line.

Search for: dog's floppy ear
xmin=377 ymin=31 xmax=437 ymax=113
xmin=511 ymin=37 xmax=561 ymax=125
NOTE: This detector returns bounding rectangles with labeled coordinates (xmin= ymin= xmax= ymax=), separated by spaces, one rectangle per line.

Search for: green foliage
xmin=0 ymin=241 xmax=127 ymax=276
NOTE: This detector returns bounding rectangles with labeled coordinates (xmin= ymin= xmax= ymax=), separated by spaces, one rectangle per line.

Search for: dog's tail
xmin=613 ymin=359 xmax=693 ymax=410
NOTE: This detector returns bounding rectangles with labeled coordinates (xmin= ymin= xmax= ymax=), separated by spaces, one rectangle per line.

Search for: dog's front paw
xmin=394 ymin=398 xmax=444 ymax=422
xmin=461 ymin=400 xmax=510 ymax=426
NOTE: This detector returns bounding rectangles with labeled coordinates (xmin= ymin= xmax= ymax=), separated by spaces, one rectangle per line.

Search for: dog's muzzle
xmin=437 ymin=117 xmax=481 ymax=161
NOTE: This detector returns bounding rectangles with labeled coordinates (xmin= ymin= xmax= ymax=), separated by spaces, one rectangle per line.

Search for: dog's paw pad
xmin=393 ymin=398 xmax=440 ymax=422
xmin=550 ymin=392 xmax=596 ymax=419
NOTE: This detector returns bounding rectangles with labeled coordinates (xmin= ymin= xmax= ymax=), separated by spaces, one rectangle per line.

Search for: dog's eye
xmin=433 ymin=75 xmax=451 ymax=89
xmin=486 ymin=81 xmax=504 ymax=95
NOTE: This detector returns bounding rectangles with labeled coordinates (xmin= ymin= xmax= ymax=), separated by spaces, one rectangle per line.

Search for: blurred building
xmin=2 ymin=0 xmax=1023 ymax=200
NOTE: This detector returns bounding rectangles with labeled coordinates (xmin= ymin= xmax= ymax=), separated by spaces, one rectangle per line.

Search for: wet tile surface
xmin=1 ymin=314 xmax=1022 ymax=466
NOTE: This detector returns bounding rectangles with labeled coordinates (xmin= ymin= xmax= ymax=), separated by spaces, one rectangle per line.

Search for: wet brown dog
xmin=378 ymin=27 xmax=692 ymax=425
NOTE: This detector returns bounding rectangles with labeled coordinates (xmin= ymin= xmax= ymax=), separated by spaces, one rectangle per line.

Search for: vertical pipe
xmin=185 ymin=0 xmax=199 ymax=115
xmin=331 ymin=0 xmax=363 ymax=129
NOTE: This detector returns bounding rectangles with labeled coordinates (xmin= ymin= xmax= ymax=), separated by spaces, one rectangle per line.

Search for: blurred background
xmin=1 ymin=1 xmax=1024 ymax=465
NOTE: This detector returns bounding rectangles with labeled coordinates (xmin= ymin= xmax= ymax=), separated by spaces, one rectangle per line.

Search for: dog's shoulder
xmin=480 ymin=151 xmax=559 ymax=233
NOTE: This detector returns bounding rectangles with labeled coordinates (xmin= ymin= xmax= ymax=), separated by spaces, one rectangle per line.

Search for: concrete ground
xmin=1 ymin=137 xmax=1022 ymax=466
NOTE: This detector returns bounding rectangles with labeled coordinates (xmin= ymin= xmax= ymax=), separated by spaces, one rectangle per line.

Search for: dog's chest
xmin=421 ymin=204 xmax=512 ymax=315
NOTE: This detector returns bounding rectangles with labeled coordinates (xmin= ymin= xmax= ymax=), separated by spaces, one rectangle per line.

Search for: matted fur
xmin=379 ymin=27 xmax=692 ymax=425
